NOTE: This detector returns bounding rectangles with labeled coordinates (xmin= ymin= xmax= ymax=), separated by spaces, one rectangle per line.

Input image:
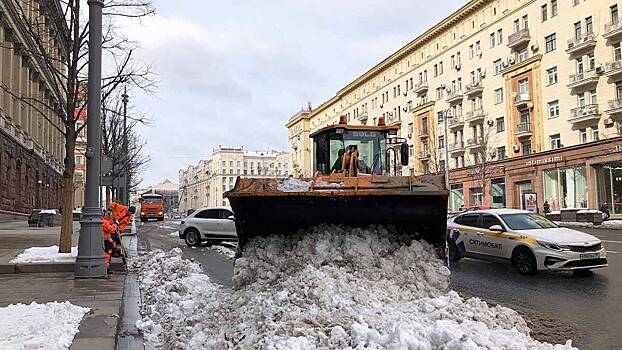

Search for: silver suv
xmin=179 ymin=206 xmax=237 ymax=247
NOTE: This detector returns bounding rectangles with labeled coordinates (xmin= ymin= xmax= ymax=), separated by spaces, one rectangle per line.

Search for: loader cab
xmin=310 ymin=119 xmax=401 ymax=176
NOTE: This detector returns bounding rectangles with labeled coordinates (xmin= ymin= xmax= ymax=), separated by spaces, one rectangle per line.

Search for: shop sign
xmin=526 ymin=156 xmax=563 ymax=167
xmin=614 ymin=144 xmax=622 ymax=153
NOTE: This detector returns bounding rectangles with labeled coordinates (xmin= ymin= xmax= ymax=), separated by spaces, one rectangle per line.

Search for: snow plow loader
xmin=225 ymin=116 xmax=449 ymax=258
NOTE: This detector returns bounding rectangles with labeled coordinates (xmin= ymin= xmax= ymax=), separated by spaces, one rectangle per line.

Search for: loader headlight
xmin=537 ymin=240 xmax=570 ymax=251
xmin=141 ymin=212 xmax=145 ymax=216
xmin=158 ymin=211 xmax=163 ymax=215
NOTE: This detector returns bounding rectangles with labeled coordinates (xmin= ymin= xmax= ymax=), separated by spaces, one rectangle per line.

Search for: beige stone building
xmin=287 ymin=0 xmax=622 ymax=216
xmin=0 ymin=0 xmax=67 ymax=216
xmin=179 ymin=146 xmax=289 ymax=213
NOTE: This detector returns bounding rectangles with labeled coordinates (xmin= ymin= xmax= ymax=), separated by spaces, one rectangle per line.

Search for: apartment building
xmin=178 ymin=146 xmax=289 ymax=213
xmin=0 ymin=0 xmax=67 ymax=216
xmin=286 ymin=0 xmax=622 ymax=216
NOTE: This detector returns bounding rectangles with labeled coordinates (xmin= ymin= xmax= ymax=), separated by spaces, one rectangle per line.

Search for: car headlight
xmin=537 ymin=240 xmax=570 ymax=251
xmin=158 ymin=211 xmax=163 ymax=215
xmin=141 ymin=212 xmax=145 ymax=215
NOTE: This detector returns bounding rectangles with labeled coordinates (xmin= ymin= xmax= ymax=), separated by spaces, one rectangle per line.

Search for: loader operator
xmin=335 ymin=145 xmax=371 ymax=176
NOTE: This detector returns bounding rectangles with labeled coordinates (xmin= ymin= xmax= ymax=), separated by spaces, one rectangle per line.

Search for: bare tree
xmin=464 ymin=123 xmax=503 ymax=204
xmin=1 ymin=0 xmax=155 ymax=253
xmin=101 ymin=89 xmax=150 ymax=202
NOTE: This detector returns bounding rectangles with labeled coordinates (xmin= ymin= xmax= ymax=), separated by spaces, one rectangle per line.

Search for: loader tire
xmin=448 ymin=239 xmax=462 ymax=262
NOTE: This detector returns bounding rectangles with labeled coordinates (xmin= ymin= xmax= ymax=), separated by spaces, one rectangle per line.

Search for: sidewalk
xmin=0 ymin=220 xmax=136 ymax=350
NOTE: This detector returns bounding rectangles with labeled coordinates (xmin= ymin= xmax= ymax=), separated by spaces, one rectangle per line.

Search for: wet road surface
xmin=139 ymin=221 xmax=621 ymax=349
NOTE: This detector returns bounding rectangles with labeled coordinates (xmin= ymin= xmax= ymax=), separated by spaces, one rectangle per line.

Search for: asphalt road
xmin=139 ymin=221 xmax=621 ymax=349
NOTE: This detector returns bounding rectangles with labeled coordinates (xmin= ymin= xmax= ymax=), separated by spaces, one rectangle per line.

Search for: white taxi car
xmin=447 ymin=209 xmax=607 ymax=275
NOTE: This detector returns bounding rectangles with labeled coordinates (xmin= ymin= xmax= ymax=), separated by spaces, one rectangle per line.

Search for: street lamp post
xmin=441 ymin=109 xmax=451 ymax=190
xmin=122 ymin=88 xmax=129 ymax=206
xmin=75 ymin=0 xmax=107 ymax=278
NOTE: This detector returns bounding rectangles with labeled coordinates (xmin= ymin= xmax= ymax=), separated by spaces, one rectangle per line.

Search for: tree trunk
xmin=59 ymin=125 xmax=76 ymax=254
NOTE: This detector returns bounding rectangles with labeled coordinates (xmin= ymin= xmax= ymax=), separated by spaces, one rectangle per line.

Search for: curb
xmin=0 ymin=260 xmax=126 ymax=274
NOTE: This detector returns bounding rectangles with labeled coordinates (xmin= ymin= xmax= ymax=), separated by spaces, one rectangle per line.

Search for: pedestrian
xmin=543 ymin=201 xmax=550 ymax=214
xmin=600 ymin=203 xmax=610 ymax=221
xmin=102 ymin=211 xmax=116 ymax=274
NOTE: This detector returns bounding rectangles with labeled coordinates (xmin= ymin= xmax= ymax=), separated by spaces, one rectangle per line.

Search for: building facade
xmin=0 ymin=0 xmax=67 ymax=216
xmin=73 ymin=94 xmax=87 ymax=209
xmin=179 ymin=146 xmax=289 ymax=213
xmin=287 ymin=0 xmax=622 ymax=215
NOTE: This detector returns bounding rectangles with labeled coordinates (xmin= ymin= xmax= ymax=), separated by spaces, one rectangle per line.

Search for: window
xmin=75 ymin=155 xmax=83 ymax=164
xmin=573 ymin=0 xmax=580 ymax=6
xmin=475 ymin=41 xmax=481 ymax=55
xmin=450 ymin=55 xmax=455 ymax=68
xmin=545 ymin=34 xmax=556 ymax=52
xmin=434 ymin=64 xmax=438 ymax=77
xmin=590 ymin=89 xmax=597 ymax=105
xmin=614 ymin=42 xmax=621 ymax=61
xmin=439 ymin=61 xmax=443 ymax=75
xmin=480 ymin=214 xmax=502 ymax=230
xmin=518 ymin=78 xmax=529 ymax=94
xmin=546 ymin=67 xmax=558 ymax=85
xmin=490 ymin=32 xmax=496 ymax=47
xmin=612 ymin=5 xmax=619 ymax=24
xmin=496 ymin=116 xmax=505 ymax=132
xmin=551 ymin=0 xmax=558 ymax=16
xmin=514 ymin=19 xmax=520 ymax=33
xmin=592 ymin=128 xmax=599 ymax=141
xmin=436 ymin=87 xmax=444 ymax=100
xmin=494 ymin=88 xmax=503 ymax=104
xmin=574 ymin=22 xmax=582 ymax=40
xmin=469 ymin=44 xmax=474 ymax=59
xmin=518 ymin=48 xmax=528 ymax=62
xmin=522 ymin=15 xmax=529 ymax=29
xmin=494 ymin=59 xmax=503 ymax=75
xmin=541 ymin=5 xmax=548 ymax=22
xmin=497 ymin=146 xmax=507 ymax=160
xmin=497 ymin=29 xmax=503 ymax=44
xmin=472 ymin=188 xmax=484 ymax=206
xmin=543 ymin=166 xmax=588 ymax=210
xmin=458 ymin=214 xmax=479 ymax=227
xmin=548 ymin=100 xmax=560 ymax=118
xmin=456 ymin=52 xmax=461 ymax=65
xmin=550 ymin=134 xmax=562 ymax=149
xmin=438 ymin=135 xmax=445 ymax=149
xmin=586 ymin=16 xmax=593 ymax=35
xmin=616 ymin=81 xmax=622 ymax=99
xmin=588 ymin=53 xmax=595 ymax=70
xmin=580 ymin=129 xmax=588 ymax=143
xmin=521 ymin=140 xmax=532 ymax=155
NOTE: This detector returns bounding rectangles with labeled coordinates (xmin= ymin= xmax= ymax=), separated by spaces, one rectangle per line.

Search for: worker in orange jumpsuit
xmin=102 ymin=211 xmax=116 ymax=273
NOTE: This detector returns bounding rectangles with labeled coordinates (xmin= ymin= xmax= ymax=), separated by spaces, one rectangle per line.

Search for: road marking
xmin=602 ymin=240 xmax=622 ymax=244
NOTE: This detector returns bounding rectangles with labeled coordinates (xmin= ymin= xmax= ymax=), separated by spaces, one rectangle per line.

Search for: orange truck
xmin=139 ymin=194 xmax=165 ymax=222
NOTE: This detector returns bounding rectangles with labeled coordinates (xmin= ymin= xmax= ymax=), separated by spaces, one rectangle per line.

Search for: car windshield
xmin=500 ymin=213 xmax=558 ymax=230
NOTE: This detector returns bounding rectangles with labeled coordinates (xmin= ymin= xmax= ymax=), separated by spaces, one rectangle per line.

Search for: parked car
xmin=447 ymin=209 xmax=607 ymax=275
xmin=178 ymin=206 xmax=237 ymax=247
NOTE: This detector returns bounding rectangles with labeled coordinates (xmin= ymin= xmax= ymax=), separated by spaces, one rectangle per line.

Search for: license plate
xmin=579 ymin=252 xmax=600 ymax=259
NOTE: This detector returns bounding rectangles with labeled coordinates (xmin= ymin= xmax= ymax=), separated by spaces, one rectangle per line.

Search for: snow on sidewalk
xmin=10 ymin=245 xmax=78 ymax=264
xmin=132 ymin=225 xmax=577 ymax=349
xmin=555 ymin=220 xmax=622 ymax=230
xmin=0 ymin=301 xmax=89 ymax=350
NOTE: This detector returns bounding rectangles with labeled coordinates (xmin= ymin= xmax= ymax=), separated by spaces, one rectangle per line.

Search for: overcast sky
xmin=121 ymin=0 xmax=464 ymax=187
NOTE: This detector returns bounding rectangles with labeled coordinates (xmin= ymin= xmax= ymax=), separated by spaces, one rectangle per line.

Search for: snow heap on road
xmin=134 ymin=225 xmax=577 ymax=349
xmin=0 ymin=301 xmax=89 ymax=350
xmin=10 ymin=245 xmax=78 ymax=264
xmin=277 ymin=177 xmax=311 ymax=192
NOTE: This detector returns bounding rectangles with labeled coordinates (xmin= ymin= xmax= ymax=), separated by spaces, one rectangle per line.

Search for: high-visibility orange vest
xmin=102 ymin=217 xmax=115 ymax=240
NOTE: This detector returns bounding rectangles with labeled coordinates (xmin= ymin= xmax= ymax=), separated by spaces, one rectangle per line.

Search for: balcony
xmin=566 ymin=33 xmax=596 ymax=55
xmin=418 ymin=151 xmax=431 ymax=160
xmin=413 ymin=81 xmax=429 ymax=94
xmin=604 ymin=60 xmax=622 ymax=77
xmin=514 ymin=93 xmax=531 ymax=108
xmin=567 ymin=70 xmax=599 ymax=89
xmin=465 ymin=80 xmax=484 ymax=97
xmin=569 ymin=104 xmax=601 ymax=123
xmin=448 ymin=141 xmax=465 ymax=153
xmin=357 ymin=112 xmax=369 ymax=124
xmin=466 ymin=138 xmax=483 ymax=149
xmin=603 ymin=20 xmax=622 ymax=39
xmin=507 ymin=28 xmax=530 ymax=49
xmin=465 ymin=108 xmax=486 ymax=123
xmin=605 ymin=98 xmax=622 ymax=115
xmin=515 ymin=122 xmax=532 ymax=137
xmin=418 ymin=128 xmax=429 ymax=138
xmin=448 ymin=114 xmax=464 ymax=129
xmin=446 ymin=89 xmax=464 ymax=104
xmin=387 ymin=114 xmax=401 ymax=126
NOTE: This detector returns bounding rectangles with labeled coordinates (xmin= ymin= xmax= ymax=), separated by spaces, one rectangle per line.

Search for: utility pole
xmin=75 ymin=0 xmax=107 ymax=278
xmin=442 ymin=109 xmax=451 ymax=190
xmin=122 ymin=88 xmax=129 ymax=206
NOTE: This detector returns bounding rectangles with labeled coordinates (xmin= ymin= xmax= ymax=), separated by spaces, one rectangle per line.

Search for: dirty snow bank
xmin=209 ymin=245 xmax=236 ymax=259
xmin=133 ymin=225 xmax=577 ymax=349
xmin=0 ymin=301 xmax=89 ymax=350
xmin=10 ymin=245 xmax=78 ymax=263
xmin=277 ymin=178 xmax=311 ymax=192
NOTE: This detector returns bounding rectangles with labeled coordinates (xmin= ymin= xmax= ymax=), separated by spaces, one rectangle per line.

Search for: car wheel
xmin=184 ymin=229 xmax=201 ymax=247
xmin=448 ymin=239 xmax=462 ymax=262
xmin=513 ymin=247 xmax=537 ymax=275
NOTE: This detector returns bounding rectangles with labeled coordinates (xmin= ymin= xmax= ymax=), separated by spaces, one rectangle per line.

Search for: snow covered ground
xmin=0 ymin=301 xmax=89 ymax=350
xmin=168 ymin=231 xmax=179 ymax=236
xmin=10 ymin=245 xmax=78 ymax=264
xmin=132 ymin=225 xmax=577 ymax=349
xmin=208 ymin=244 xmax=236 ymax=259
xmin=555 ymin=220 xmax=622 ymax=229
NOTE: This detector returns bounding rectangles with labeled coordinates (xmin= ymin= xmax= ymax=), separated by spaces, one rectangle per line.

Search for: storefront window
xmin=517 ymin=182 xmax=532 ymax=209
xmin=595 ymin=163 xmax=622 ymax=214
xmin=490 ymin=177 xmax=506 ymax=208
xmin=543 ymin=166 xmax=588 ymax=210
xmin=450 ymin=184 xmax=464 ymax=211
xmin=471 ymin=187 xmax=483 ymax=206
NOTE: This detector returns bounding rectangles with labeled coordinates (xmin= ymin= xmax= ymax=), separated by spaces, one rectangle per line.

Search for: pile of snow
xmin=209 ymin=245 xmax=236 ymax=259
xmin=133 ymin=225 xmax=576 ymax=349
xmin=601 ymin=220 xmax=622 ymax=229
xmin=10 ymin=245 xmax=78 ymax=264
xmin=277 ymin=178 xmax=311 ymax=192
xmin=0 ymin=301 xmax=89 ymax=350
xmin=38 ymin=209 xmax=58 ymax=214
xmin=168 ymin=231 xmax=179 ymax=236
xmin=576 ymin=209 xmax=601 ymax=214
